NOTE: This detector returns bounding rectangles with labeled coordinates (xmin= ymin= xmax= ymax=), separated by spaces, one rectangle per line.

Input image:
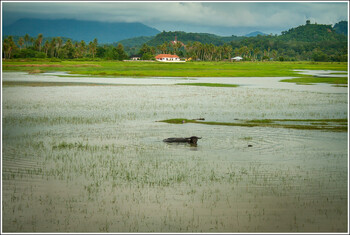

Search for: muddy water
xmin=2 ymin=72 xmax=348 ymax=232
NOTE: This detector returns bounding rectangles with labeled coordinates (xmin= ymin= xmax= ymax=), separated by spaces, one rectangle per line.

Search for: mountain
xmin=3 ymin=18 xmax=160 ymax=44
xmin=143 ymin=31 xmax=244 ymax=47
xmin=116 ymin=36 xmax=155 ymax=48
xmin=333 ymin=21 xmax=348 ymax=36
xmin=279 ymin=21 xmax=347 ymax=42
xmin=245 ymin=31 xmax=267 ymax=37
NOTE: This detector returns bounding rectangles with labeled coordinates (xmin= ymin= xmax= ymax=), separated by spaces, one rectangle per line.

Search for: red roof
xmin=155 ymin=54 xmax=179 ymax=59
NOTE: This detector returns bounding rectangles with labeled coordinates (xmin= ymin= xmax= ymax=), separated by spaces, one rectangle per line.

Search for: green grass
xmin=176 ymin=83 xmax=239 ymax=87
xmin=159 ymin=118 xmax=348 ymax=132
xmin=280 ymin=76 xmax=348 ymax=85
xmin=2 ymin=59 xmax=348 ymax=78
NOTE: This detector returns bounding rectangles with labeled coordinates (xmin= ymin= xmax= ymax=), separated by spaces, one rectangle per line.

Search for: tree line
xmin=130 ymin=37 xmax=347 ymax=62
xmin=3 ymin=29 xmax=348 ymax=62
xmin=2 ymin=33 xmax=128 ymax=61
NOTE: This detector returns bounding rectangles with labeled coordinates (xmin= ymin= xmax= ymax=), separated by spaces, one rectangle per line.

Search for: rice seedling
xmin=2 ymin=70 xmax=347 ymax=232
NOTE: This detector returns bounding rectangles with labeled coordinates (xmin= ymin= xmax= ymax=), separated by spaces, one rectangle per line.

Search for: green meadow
xmin=2 ymin=60 xmax=348 ymax=80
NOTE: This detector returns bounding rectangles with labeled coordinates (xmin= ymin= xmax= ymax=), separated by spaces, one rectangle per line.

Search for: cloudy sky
xmin=2 ymin=1 xmax=348 ymax=36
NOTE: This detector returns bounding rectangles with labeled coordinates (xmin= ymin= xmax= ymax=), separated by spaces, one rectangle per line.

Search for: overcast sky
xmin=2 ymin=1 xmax=349 ymax=36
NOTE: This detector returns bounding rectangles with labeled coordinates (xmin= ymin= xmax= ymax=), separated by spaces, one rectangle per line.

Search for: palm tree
xmin=56 ymin=37 xmax=63 ymax=57
xmin=35 ymin=33 xmax=43 ymax=51
xmin=43 ymin=41 xmax=50 ymax=56
xmin=2 ymin=38 xmax=8 ymax=59
xmin=159 ymin=42 xmax=168 ymax=54
xmin=55 ymin=37 xmax=63 ymax=50
xmin=89 ymin=38 xmax=98 ymax=59
xmin=24 ymin=34 xmax=30 ymax=48
xmin=64 ymin=39 xmax=74 ymax=58
xmin=238 ymin=46 xmax=249 ymax=59
xmin=223 ymin=43 xmax=232 ymax=60
xmin=253 ymin=48 xmax=261 ymax=61
xmin=271 ymin=49 xmax=278 ymax=60
xmin=3 ymin=36 xmax=17 ymax=59
xmin=49 ymin=38 xmax=56 ymax=57
xmin=18 ymin=37 xmax=24 ymax=50
xmin=79 ymin=40 xmax=86 ymax=58
xmin=30 ymin=37 xmax=35 ymax=48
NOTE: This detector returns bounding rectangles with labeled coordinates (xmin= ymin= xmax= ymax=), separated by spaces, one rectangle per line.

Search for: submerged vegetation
xmin=159 ymin=118 xmax=348 ymax=132
xmin=2 ymin=72 xmax=347 ymax=232
xmin=280 ymin=76 xmax=348 ymax=85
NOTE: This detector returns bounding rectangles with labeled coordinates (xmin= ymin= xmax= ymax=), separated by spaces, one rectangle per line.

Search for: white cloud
xmin=2 ymin=1 xmax=348 ymax=35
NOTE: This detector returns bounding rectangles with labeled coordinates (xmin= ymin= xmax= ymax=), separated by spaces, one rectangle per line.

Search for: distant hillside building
xmin=130 ymin=55 xmax=141 ymax=60
xmin=155 ymin=54 xmax=181 ymax=62
xmin=231 ymin=56 xmax=243 ymax=62
xmin=170 ymin=35 xmax=185 ymax=47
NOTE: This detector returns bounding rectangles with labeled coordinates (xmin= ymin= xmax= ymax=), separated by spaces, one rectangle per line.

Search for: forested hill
xmin=120 ymin=31 xmax=244 ymax=47
xmin=3 ymin=18 xmax=160 ymax=43
xmin=333 ymin=21 xmax=348 ymax=35
xmin=116 ymin=36 xmax=155 ymax=48
xmin=279 ymin=21 xmax=347 ymax=42
xmin=117 ymin=21 xmax=347 ymax=48
xmin=3 ymin=20 xmax=347 ymax=62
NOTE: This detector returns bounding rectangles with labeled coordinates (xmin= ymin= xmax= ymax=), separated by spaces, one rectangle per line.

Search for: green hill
xmin=144 ymin=31 xmax=243 ymax=46
xmin=279 ymin=21 xmax=347 ymax=42
xmin=333 ymin=21 xmax=348 ymax=36
xmin=115 ymin=36 xmax=155 ymax=48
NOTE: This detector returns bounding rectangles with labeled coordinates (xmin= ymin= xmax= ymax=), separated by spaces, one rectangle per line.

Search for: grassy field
xmin=2 ymin=59 xmax=348 ymax=79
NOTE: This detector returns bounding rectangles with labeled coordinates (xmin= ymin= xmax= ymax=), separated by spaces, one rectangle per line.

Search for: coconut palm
xmin=18 ymin=37 xmax=24 ymax=50
xmin=24 ymin=34 xmax=30 ymax=48
xmin=79 ymin=40 xmax=86 ymax=58
xmin=3 ymin=36 xmax=17 ymax=59
xmin=43 ymin=41 xmax=50 ymax=56
xmin=35 ymin=33 xmax=44 ymax=51
xmin=89 ymin=38 xmax=98 ymax=59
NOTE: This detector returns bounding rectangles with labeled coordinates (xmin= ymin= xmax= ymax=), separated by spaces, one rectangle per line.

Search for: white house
xmin=231 ymin=56 xmax=243 ymax=62
xmin=155 ymin=54 xmax=181 ymax=62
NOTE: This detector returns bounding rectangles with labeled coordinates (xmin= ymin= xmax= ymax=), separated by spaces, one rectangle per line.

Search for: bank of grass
xmin=2 ymin=59 xmax=348 ymax=78
xmin=159 ymin=118 xmax=348 ymax=132
xmin=280 ymin=76 xmax=348 ymax=85
xmin=176 ymin=83 xmax=239 ymax=87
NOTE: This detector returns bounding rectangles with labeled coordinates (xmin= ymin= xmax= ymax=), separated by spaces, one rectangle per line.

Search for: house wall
xmin=157 ymin=57 xmax=180 ymax=61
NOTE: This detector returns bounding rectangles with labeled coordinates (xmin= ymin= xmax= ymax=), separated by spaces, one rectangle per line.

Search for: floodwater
xmin=1 ymin=71 xmax=348 ymax=232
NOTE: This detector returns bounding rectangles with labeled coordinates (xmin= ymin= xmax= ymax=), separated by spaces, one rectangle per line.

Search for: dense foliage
xmin=2 ymin=34 xmax=129 ymax=61
xmin=2 ymin=21 xmax=348 ymax=62
xmin=333 ymin=21 xmax=348 ymax=35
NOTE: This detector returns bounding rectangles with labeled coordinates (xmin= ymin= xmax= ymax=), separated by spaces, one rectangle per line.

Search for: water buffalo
xmin=163 ymin=136 xmax=202 ymax=145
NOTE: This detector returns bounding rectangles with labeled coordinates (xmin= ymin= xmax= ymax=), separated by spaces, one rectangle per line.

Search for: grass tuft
xmin=159 ymin=118 xmax=348 ymax=132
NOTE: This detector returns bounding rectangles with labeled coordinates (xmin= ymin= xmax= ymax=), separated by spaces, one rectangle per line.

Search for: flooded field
xmin=2 ymin=71 xmax=348 ymax=232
